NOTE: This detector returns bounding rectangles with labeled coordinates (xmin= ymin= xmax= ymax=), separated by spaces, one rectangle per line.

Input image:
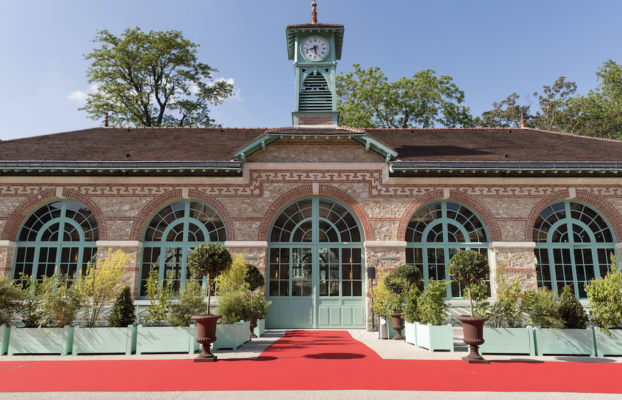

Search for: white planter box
xmin=242 ymin=321 xmax=250 ymax=343
xmin=534 ymin=327 xmax=595 ymax=356
xmin=215 ymin=321 xmax=246 ymax=350
xmin=594 ymin=329 xmax=622 ymax=357
xmin=415 ymin=322 xmax=454 ymax=352
xmin=8 ymin=326 xmax=74 ymax=356
xmin=253 ymin=319 xmax=266 ymax=337
xmin=72 ymin=326 xmax=137 ymax=355
xmin=480 ymin=327 xmax=535 ymax=356
xmin=1 ymin=325 xmax=10 ymax=356
xmin=404 ymin=322 xmax=416 ymax=345
xmin=136 ymin=325 xmax=198 ymax=355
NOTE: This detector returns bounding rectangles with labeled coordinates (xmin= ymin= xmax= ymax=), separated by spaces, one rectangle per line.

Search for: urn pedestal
xmin=456 ymin=316 xmax=489 ymax=364
xmin=192 ymin=314 xmax=221 ymax=363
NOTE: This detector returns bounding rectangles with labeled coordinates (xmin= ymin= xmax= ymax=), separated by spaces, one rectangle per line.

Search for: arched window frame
xmin=405 ymin=200 xmax=491 ymax=300
xmin=13 ymin=200 xmax=98 ymax=285
xmin=139 ymin=200 xmax=226 ymax=298
xmin=534 ymin=200 xmax=618 ymax=299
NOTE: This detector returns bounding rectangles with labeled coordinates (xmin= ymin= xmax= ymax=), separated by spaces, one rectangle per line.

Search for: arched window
xmin=13 ymin=200 xmax=98 ymax=285
xmin=534 ymin=201 xmax=616 ymax=298
xmin=139 ymin=200 xmax=226 ymax=297
xmin=405 ymin=201 xmax=490 ymax=298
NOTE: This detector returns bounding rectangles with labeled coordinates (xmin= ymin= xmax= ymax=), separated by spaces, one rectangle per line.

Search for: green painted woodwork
xmin=0 ymin=325 xmax=9 ymax=356
xmin=534 ymin=327 xmax=596 ymax=356
xmin=253 ymin=319 xmax=265 ymax=337
xmin=214 ymin=322 xmax=248 ymax=350
xmin=12 ymin=200 xmax=98 ymax=284
xmin=135 ymin=324 xmax=199 ymax=355
xmin=480 ymin=327 xmax=535 ymax=356
xmin=414 ymin=322 xmax=454 ymax=352
xmin=404 ymin=322 xmax=416 ymax=345
xmin=533 ymin=201 xmax=617 ymax=299
xmin=139 ymin=200 xmax=226 ymax=298
xmin=287 ymin=27 xmax=344 ymax=61
xmin=72 ymin=326 xmax=137 ymax=355
xmin=594 ymin=329 xmax=622 ymax=357
xmin=267 ymin=197 xmax=365 ymax=329
xmin=405 ymin=201 xmax=491 ymax=299
xmin=8 ymin=326 xmax=74 ymax=356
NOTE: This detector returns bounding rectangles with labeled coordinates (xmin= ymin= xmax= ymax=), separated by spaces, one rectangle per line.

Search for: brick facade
xmin=298 ymin=116 xmax=334 ymax=125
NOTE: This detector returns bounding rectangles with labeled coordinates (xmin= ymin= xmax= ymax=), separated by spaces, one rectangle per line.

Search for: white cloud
xmin=67 ymin=84 xmax=99 ymax=103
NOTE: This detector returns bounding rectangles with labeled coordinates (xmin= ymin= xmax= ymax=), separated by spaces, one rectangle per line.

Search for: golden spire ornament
xmin=312 ymin=1 xmax=317 ymax=24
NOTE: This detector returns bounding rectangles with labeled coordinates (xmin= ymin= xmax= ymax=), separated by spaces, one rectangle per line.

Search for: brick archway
xmin=525 ymin=189 xmax=622 ymax=242
xmin=1 ymin=189 xmax=108 ymax=241
xmin=129 ymin=189 xmax=235 ymax=241
xmin=257 ymin=185 xmax=374 ymax=242
xmin=396 ymin=189 xmax=502 ymax=242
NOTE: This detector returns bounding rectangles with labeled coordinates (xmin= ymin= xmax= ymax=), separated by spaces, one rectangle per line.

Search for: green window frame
xmin=12 ymin=200 xmax=98 ymax=285
xmin=405 ymin=200 xmax=491 ymax=299
xmin=139 ymin=200 xmax=226 ymax=298
xmin=534 ymin=201 xmax=617 ymax=298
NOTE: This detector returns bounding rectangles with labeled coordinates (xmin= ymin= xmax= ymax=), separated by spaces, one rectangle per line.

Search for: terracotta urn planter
xmin=456 ymin=316 xmax=489 ymax=364
xmin=249 ymin=312 xmax=261 ymax=339
xmin=390 ymin=313 xmax=405 ymax=340
xmin=191 ymin=314 xmax=221 ymax=362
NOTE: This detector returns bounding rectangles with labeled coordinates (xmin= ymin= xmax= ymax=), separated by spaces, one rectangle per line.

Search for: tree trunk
xmin=207 ymin=273 xmax=211 ymax=315
xmin=468 ymin=283 xmax=474 ymax=317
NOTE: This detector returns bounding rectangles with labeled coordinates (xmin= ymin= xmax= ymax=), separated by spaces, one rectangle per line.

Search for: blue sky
xmin=1 ymin=0 xmax=621 ymax=140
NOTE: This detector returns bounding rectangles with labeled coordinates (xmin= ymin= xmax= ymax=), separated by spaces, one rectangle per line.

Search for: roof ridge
xmin=0 ymin=127 xmax=102 ymax=144
xmin=519 ymin=127 xmax=622 ymax=144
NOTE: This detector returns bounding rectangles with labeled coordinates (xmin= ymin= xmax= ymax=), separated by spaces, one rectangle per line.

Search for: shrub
xmin=466 ymin=283 xmax=490 ymax=318
xmin=37 ymin=272 xmax=83 ymax=327
xmin=447 ymin=250 xmax=489 ymax=317
xmin=108 ymin=286 xmax=136 ymax=328
xmin=522 ymin=287 xmax=563 ymax=329
xmin=74 ymin=249 xmax=129 ymax=327
xmin=418 ymin=279 xmax=449 ymax=325
xmin=187 ymin=243 xmax=232 ymax=315
xmin=168 ymin=280 xmax=206 ymax=327
xmin=244 ymin=263 xmax=265 ymax=291
xmin=215 ymin=254 xmax=250 ymax=322
xmin=559 ymin=285 xmax=588 ymax=329
xmin=250 ymin=291 xmax=271 ymax=320
xmin=143 ymin=266 xmax=171 ymax=326
xmin=586 ymin=254 xmax=622 ymax=335
xmin=216 ymin=290 xmax=248 ymax=324
xmin=18 ymin=275 xmax=42 ymax=328
xmin=488 ymin=263 xmax=523 ymax=328
xmin=0 ymin=277 xmax=22 ymax=326
xmin=370 ymin=270 xmax=391 ymax=318
xmin=404 ymin=286 xmax=421 ymax=323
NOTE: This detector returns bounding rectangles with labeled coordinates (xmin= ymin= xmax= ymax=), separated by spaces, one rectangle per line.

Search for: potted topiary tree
xmin=447 ymin=249 xmax=490 ymax=363
xmin=384 ymin=265 xmax=422 ymax=340
xmin=187 ymin=243 xmax=232 ymax=362
xmin=244 ymin=263 xmax=264 ymax=339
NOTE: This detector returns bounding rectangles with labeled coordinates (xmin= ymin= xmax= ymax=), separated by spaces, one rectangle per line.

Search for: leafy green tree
xmin=522 ymin=287 xmax=564 ymax=329
xmin=586 ymin=254 xmax=622 ymax=335
xmin=0 ymin=277 xmax=22 ymax=326
xmin=168 ymin=280 xmax=206 ymax=327
xmin=489 ymin=263 xmax=523 ymax=328
xmin=144 ymin=266 xmax=172 ymax=326
xmin=532 ymin=76 xmax=577 ymax=131
xmin=244 ymin=263 xmax=265 ymax=291
xmin=187 ymin=243 xmax=232 ymax=315
xmin=447 ymin=250 xmax=489 ymax=317
xmin=418 ymin=279 xmax=449 ymax=325
xmin=108 ymin=286 xmax=136 ymax=328
xmin=479 ymin=93 xmax=533 ymax=128
xmin=559 ymin=285 xmax=588 ymax=329
xmin=336 ymin=64 xmax=477 ymax=128
xmin=80 ymin=27 xmax=234 ymax=127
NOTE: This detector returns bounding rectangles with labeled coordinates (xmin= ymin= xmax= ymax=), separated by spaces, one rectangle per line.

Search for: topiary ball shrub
xmin=447 ymin=250 xmax=489 ymax=317
xmin=108 ymin=286 xmax=136 ymax=328
xmin=187 ymin=243 xmax=232 ymax=315
xmin=245 ymin=263 xmax=265 ymax=291
xmin=559 ymin=285 xmax=588 ymax=329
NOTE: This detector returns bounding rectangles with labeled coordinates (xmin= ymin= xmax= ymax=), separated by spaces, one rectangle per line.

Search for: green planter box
xmin=253 ymin=319 xmax=265 ymax=337
xmin=480 ymin=327 xmax=535 ymax=356
xmin=404 ymin=322 xmax=416 ymax=345
xmin=1 ymin=325 xmax=10 ymax=356
xmin=534 ymin=327 xmax=595 ymax=356
xmin=215 ymin=321 xmax=246 ymax=350
xmin=136 ymin=325 xmax=198 ymax=355
xmin=242 ymin=321 xmax=250 ymax=343
xmin=8 ymin=326 xmax=74 ymax=356
xmin=594 ymin=329 xmax=622 ymax=357
xmin=415 ymin=322 xmax=454 ymax=352
xmin=72 ymin=326 xmax=137 ymax=355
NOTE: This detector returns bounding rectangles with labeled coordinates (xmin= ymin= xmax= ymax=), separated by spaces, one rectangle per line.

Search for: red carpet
xmin=0 ymin=330 xmax=620 ymax=393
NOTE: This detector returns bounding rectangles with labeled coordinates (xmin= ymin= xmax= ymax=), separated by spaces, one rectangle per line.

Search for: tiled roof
xmin=0 ymin=126 xmax=621 ymax=162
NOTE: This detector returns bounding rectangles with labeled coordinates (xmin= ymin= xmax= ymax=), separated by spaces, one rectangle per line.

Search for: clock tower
xmin=287 ymin=1 xmax=344 ymax=126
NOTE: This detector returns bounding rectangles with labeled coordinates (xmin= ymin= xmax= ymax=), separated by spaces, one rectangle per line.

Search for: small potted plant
xmin=447 ymin=249 xmax=490 ymax=363
xmin=385 ymin=265 xmax=422 ymax=340
xmin=213 ymin=254 xmax=250 ymax=350
xmin=187 ymin=243 xmax=232 ymax=362
xmin=244 ymin=263 xmax=264 ymax=339
xmin=415 ymin=279 xmax=453 ymax=352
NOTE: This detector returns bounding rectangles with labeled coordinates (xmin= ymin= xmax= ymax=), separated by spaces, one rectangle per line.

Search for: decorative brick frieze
xmin=298 ymin=116 xmax=334 ymax=125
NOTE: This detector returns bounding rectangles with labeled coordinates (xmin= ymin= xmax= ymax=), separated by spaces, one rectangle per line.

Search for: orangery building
xmin=0 ymin=17 xmax=621 ymax=331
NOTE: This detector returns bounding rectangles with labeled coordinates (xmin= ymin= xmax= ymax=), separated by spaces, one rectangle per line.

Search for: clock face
xmin=301 ymin=36 xmax=329 ymax=61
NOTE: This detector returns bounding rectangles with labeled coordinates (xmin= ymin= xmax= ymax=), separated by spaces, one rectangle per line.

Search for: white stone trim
xmin=181 ymin=187 xmax=189 ymax=199
xmin=56 ymin=186 xmax=64 ymax=198
xmin=615 ymin=242 xmax=622 ymax=250
xmin=96 ymin=241 xmax=144 ymax=248
xmin=489 ymin=242 xmax=536 ymax=249
xmin=364 ymin=241 xmax=407 ymax=248
xmin=0 ymin=241 xmax=17 ymax=248
xmin=443 ymin=187 xmax=450 ymax=199
xmin=568 ymin=187 xmax=577 ymax=198
xmin=225 ymin=241 xmax=269 ymax=248
xmin=312 ymin=182 xmax=319 ymax=195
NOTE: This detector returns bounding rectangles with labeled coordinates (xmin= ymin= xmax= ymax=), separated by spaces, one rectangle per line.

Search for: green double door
xmin=266 ymin=246 xmax=365 ymax=329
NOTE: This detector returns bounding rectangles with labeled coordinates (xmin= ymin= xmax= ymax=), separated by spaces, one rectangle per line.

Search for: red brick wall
xmin=298 ymin=116 xmax=334 ymax=125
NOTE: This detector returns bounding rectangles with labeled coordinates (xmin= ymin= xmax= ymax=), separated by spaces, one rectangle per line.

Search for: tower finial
xmin=312 ymin=1 xmax=317 ymax=24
